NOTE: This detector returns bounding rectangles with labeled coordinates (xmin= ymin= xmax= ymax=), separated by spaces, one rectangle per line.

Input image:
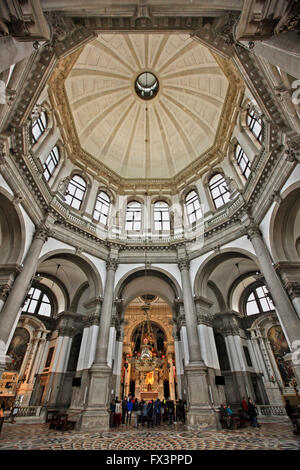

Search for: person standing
xmin=126 ymin=397 xmax=133 ymax=425
xmin=247 ymin=398 xmax=260 ymax=428
xmin=225 ymin=404 xmax=233 ymax=429
xmin=133 ymin=397 xmax=139 ymax=428
xmin=154 ymin=398 xmax=161 ymax=426
xmin=122 ymin=396 xmax=128 ymax=424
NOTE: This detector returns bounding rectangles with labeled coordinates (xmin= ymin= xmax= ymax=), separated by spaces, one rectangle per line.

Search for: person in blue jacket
xmin=126 ymin=397 xmax=133 ymax=424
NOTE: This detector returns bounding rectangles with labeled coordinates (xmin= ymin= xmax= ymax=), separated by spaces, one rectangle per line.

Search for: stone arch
xmin=0 ymin=188 xmax=26 ymax=264
xmin=115 ymin=266 xmax=182 ymax=312
xmin=37 ymin=250 xmax=103 ymax=303
xmin=269 ymin=183 xmax=300 ymax=261
xmin=193 ymin=248 xmax=259 ymax=302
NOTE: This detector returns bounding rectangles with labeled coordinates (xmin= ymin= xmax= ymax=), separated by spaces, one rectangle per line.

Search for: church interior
xmin=0 ymin=0 xmax=300 ymax=451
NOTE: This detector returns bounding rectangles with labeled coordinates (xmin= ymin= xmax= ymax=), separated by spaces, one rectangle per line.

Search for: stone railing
xmin=256 ymin=405 xmax=286 ymax=416
xmin=15 ymin=406 xmax=44 ymax=417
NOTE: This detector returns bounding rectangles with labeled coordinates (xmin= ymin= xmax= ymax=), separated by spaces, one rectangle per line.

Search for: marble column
xmin=168 ymin=353 xmax=175 ymax=401
xmin=177 ymin=251 xmax=217 ymax=430
xmin=247 ymin=223 xmax=300 ymax=384
xmin=81 ymin=254 xmax=118 ymax=430
xmin=0 ymin=225 xmax=50 ymax=376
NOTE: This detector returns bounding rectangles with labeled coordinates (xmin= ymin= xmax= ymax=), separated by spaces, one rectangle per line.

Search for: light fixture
xmin=127 ymin=251 xmax=164 ymax=372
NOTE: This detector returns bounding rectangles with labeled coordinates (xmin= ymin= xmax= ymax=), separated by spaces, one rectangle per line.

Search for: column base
xmin=79 ymin=363 xmax=112 ymax=431
xmin=80 ymin=408 xmax=110 ymax=431
xmin=186 ymin=406 xmax=219 ymax=430
xmin=184 ymin=362 xmax=218 ymax=430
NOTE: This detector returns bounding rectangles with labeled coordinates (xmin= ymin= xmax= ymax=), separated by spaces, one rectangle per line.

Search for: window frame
xmin=185 ymin=190 xmax=202 ymax=224
xmin=245 ymin=284 xmax=274 ymax=316
xmin=208 ymin=173 xmax=231 ymax=209
xmin=247 ymin=109 xmax=262 ymax=143
xmin=93 ymin=191 xmax=111 ymax=225
xmin=235 ymin=144 xmax=251 ymax=179
xmin=125 ymin=200 xmax=142 ymax=231
xmin=22 ymin=286 xmax=53 ymax=317
xmin=43 ymin=145 xmax=60 ymax=182
xmin=153 ymin=200 xmax=170 ymax=231
xmin=65 ymin=174 xmax=87 ymax=211
xmin=32 ymin=111 xmax=47 ymax=144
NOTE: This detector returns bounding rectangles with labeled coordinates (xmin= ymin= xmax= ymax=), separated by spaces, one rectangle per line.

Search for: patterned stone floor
xmin=0 ymin=419 xmax=299 ymax=451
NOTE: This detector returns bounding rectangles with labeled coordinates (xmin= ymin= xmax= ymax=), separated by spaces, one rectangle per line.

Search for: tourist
xmin=166 ymin=398 xmax=175 ymax=425
xmin=133 ymin=397 xmax=139 ymax=428
xmin=225 ymin=404 xmax=233 ymax=429
xmin=121 ymin=396 xmax=128 ymax=424
xmin=182 ymin=400 xmax=187 ymax=423
xmin=142 ymin=401 xmax=148 ymax=426
xmin=154 ymin=398 xmax=161 ymax=426
xmin=247 ymin=398 xmax=260 ymax=428
xmin=127 ymin=397 xmax=133 ymax=424
xmin=146 ymin=400 xmax=154 ymax=428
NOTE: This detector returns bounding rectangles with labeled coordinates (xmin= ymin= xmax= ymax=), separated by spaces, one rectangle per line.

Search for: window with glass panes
xmin=43 ymin=146 xmax=60 ymax=181
xmin=153 ymin=201 xmax=170 ymax=231
xmin=209 ymin=173 xmax=230 ymax=209
xmin=93 ymin=191 xmax=110 ymax=224
xmin=32 ymin=111 xmax=47 ymax=143
xmin=246 ymin=285 xmax=274 ymax=316
xmin=247 ymin=109 xmax=262 ymax=143
xmin=22 ymin=287 xmax=52 ymax=317
xmin=185 ymin=190 xmax=202 ymax=224
xmin=125 ymin=201 xmax=142 ymax=231
xmin=65 ymin=175 xmax=86 ymax=210
xmin=235 ymin=144 xmax=251 ymax=179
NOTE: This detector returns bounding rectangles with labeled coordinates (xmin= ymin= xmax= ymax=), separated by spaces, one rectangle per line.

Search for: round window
xmin=135 ymin=72 xmax=159 ymax=100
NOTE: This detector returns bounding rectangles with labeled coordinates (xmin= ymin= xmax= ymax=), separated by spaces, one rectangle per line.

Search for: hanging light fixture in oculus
xmin=135 ymin=72 xmax=159 ymax=100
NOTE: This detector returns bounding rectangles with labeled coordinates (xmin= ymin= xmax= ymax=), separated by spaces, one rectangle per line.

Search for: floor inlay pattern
xmin=0 ymin=421 xmax=299 ymax=451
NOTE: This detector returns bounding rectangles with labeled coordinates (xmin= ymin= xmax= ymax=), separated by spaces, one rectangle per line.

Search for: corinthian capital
xmin=34 ymin=225 xmax=52 ymax=242
xmin=177 ymin=257 xmax=190 ymax=271
xmin=246 ymin=222 xmax=261 ymax=241
xmin=106 ymin=257 xmax=118 ymax=271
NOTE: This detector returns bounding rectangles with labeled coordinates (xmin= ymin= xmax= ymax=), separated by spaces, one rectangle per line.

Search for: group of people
xmin=220 ymin=397 xmax=261 ymax=429
xmin=109 ymin=396 xmax=187 ymax=428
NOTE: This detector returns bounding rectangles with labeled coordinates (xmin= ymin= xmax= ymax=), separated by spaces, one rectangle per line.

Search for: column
xmin=81 ymin=252 xmax=118 ymax=430
xmin=247 ymin=222 xmax=300 ymax=383
xmin=0 ymin=225 xmax=50 ymax=375
xmin=94 ymin=256 xmax=118 ymax=365
xmin=177 ymin=249 xmax=217 ymax=430
xmin=168 ymin=353 xmax=175 ymax=401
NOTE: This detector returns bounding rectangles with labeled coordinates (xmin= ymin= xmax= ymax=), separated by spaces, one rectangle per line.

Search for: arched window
xmin=185 ymin=190 xmax=202 ymax=224
xmin=125 ymin=201 xmax=142 ymax=231
xmin=43 ymin=145 xmax=60 ymax=181
xmin=247 ymin=109 xmax=262 ymax=143
xmin=246 ymin=285 xmax=274 ymax=316
xmin=235 ymin=144 xmax=251 ymax=179
xmin=65 ymin=175 xmax=86 ymax=210
xmin=93 ymin=191 xmax=110 ymax=224
xmin=32 ymin=111 xmax=47 ymax=143
xmin=208 ymin=173 xmax=230 ymax=209
xmin=23 ymin=287 xmax=52 ymax=317
xmin=153 ymin=201 xmax=170 ymax=231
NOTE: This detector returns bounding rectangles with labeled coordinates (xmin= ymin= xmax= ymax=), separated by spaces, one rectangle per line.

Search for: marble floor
xmin=0 ymin=418 xmax=299 ymax=451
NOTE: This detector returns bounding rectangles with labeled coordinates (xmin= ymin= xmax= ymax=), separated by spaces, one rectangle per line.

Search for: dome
xmin=65 ymin=33 xmax=229 ymax=180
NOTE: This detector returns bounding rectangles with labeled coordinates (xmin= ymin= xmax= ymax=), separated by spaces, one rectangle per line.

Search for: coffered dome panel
xmin=65 ymin=33 xmax=229 ymax=180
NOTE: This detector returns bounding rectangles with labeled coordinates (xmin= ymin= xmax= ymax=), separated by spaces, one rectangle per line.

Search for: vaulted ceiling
xmin=64 ymin=33 xmax=229 ymax=180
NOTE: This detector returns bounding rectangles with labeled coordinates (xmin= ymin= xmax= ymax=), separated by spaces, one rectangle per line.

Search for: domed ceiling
xmin=65 ymin=33 xmax=229 ymax=180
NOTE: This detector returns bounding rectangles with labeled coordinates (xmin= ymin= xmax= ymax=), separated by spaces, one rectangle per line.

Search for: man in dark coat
xmin=247 ymin=398 xmax=260 ymax=427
